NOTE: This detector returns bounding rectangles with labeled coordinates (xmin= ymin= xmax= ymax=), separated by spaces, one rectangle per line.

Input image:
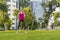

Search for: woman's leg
xmin=18 ymin=20 xmax=22 ymax=30
xmin=22 ymin=20 xmax=25 ymax=29
xmin=18 ymin=21 xmax=20 ymax=30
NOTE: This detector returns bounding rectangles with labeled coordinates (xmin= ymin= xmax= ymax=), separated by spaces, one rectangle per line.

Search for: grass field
xmin=0 ymin=30 xmax=60 ymax=40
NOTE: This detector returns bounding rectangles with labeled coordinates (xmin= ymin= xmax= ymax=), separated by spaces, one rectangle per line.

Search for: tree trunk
xmin=4 ymin=23 xmax=7 ymax=31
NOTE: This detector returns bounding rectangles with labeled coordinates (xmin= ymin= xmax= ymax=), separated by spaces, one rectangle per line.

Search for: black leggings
xmin=18 ymin=20 xmax=25 ymax=29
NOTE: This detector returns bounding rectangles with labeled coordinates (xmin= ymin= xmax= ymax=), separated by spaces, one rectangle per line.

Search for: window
xmin=12 ymin=0 xmax=16 ymax=3
xmin=8 ymin=4 xmax=10 ymax=7
xmin=13 ymin=5 xmax=16 ymax=7
xmin=12 ymin=23 xmax=15 ymax=25
xmin=6 ymin=0 xmax=10 ymax=2
xmin=8 ymin=9 xmax=10 ymax=11
xmin=12 ymin=18 xmax=15 ymax=20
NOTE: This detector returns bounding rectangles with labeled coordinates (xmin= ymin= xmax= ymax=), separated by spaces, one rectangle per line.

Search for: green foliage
xmin=19 ymin=0 xmax=30 ymax=9
xmin=0 ymin=10 xmax=11 ymax=30
xmin=53 ymin=12 xmax=60 ymax=27
xmin=56 ymin=0 xmax=60 ymax=4
xmin=42 ymin=13 xmax=50 ymax=28
xmin=23 ymin=7 xmax=34 ymax=27
xmin=41 ymin=0 xmax=57 ymax=28
xmin=0 ymin=3 xmax=8 ymax=12
xmin=52 ymin=0 xmax=57 ymax=5
xmin=13 ymin=9 xmax=19 ymax=16
xmin=0 ymin=10 xmax=4 ymax=27
xmin=0 ymin=0 xmax=11 ymax=30
xmin=56 ymin=21 xmax=60 ymax=26
xmin=32 ymin=20 xmax=38 ymax=30
xmin=53 ymin=12 xmax=58 ymax=21
xmin=0 ymin=0 xmax=6 ymax=4
xmin=0 ymin=0 xmax=7 ymax=12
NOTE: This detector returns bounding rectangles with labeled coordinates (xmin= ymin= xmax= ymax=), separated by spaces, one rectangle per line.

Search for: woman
xmin=18 ymin=8 xmax=25 ymax=30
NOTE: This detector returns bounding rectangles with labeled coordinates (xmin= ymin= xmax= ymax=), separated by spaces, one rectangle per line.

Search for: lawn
xmin=0 ymin=30 xmax=60 ymax=40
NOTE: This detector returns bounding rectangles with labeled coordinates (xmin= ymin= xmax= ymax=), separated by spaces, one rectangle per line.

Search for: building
xmin=30 ymin=0 xmax=44 ymax=21
xmin=6 ymin=0 xmax=19 ymax=29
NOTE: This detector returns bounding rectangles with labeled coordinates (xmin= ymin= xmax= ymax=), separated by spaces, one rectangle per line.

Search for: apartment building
xmin=6 ymin=0 xmax=19 ymax=29
xmin=30 ymin=0 xmax=44 ymax=21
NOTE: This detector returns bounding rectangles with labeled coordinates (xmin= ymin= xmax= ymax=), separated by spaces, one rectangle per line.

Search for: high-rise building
xmin=30 ymin=0 xmax=44 ymax=21
xmin=6 ymin=0 xmax=18 ymax=18
xmin=6 ymin=0 xmax=19 ymax=29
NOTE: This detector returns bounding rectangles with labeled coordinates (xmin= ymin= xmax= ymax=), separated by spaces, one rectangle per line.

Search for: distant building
xmin=30 ymin=0 xmax=44 ymax=21
xmin=6 ymin=0 xmax=19 ymax=29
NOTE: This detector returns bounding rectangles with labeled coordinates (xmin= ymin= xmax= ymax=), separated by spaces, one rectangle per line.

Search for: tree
xmin=32 ymin=20 xmax=38 ymax=30
xmin=56 ymin=21 xmax=60 ymax=26
xmin=13 ymin=9 xmax=19 ymax=30
xmin=41 ymin=1 xmax=50 ymax=28
xmin=0 ymin=10 xmax=4 ymax=28
xmin=53 ymin=12 xmax=59 ymax=27
xmin=38 ymin=17 xmax=44 ymax=28
xmin=56 ymin=0 xmax=60 ymax=4
xmin=0 ymin=0 xmax=11 ymax=30
xmin=13 ymin=9 xmax=19 ymax=16
xmin=19 ymin=0 xmax=30 ymax=9
xmin=43 ymin=13 xmax=50 ymax=28
xmin=23 ymin=7 xmax=35 ymax=29
xmin=0 ymin=0 xmax=6 ymax=4
xmin=0 ymin=10 xmax=11 ymax=30
xmin=41 ymin=0 xmax=57 ymax=29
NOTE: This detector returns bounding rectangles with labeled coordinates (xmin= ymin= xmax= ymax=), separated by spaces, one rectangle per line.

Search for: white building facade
xmin=6 ymin=0 xmax=19 ymax=29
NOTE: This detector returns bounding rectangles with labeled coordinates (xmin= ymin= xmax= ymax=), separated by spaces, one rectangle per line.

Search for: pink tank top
xmin=19 ymin=12 xmax=24 ymax=20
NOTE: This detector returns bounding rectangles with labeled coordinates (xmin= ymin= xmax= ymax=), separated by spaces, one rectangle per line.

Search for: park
xmin=0 ymin=0 xmax=60 ymax=40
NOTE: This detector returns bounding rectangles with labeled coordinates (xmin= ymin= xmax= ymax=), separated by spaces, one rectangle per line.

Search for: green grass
xmin=0 ymin=30 xmax=60 ymax=40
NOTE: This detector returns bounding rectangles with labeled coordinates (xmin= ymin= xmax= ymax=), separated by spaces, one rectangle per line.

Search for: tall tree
xmin=0 ymin=0 xmax=11 ymax=30
xmin=23 ymin=7 xmax=33 ymax=25
xmin=41 ymin=0 xmax=57 ymax=29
